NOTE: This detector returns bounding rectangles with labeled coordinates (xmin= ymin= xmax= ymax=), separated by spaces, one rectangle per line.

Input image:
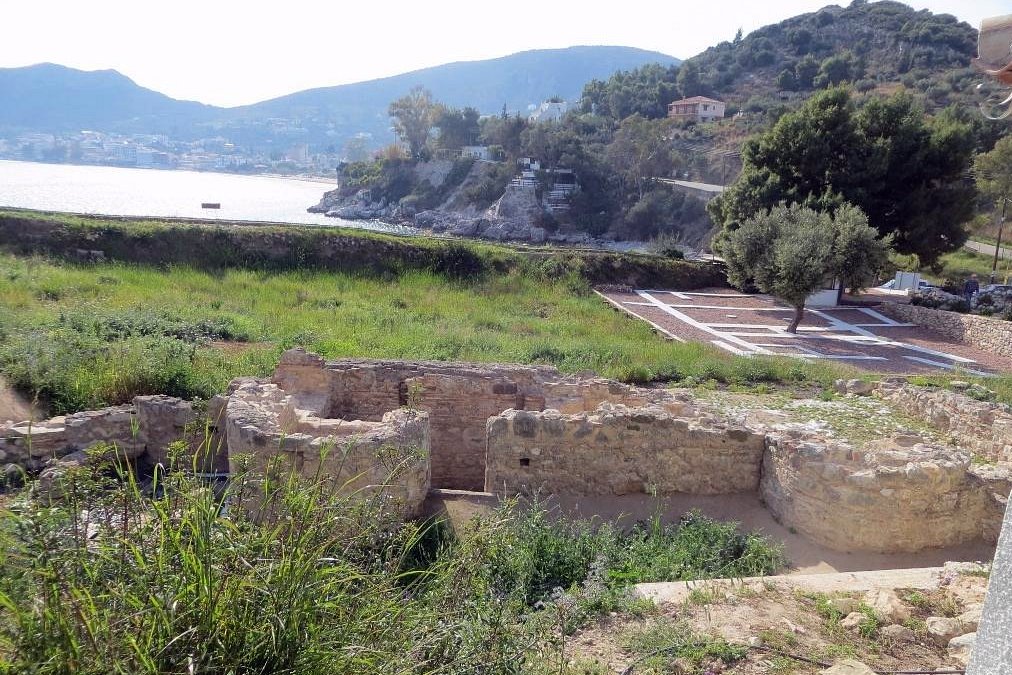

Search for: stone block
xmin=863 ymin=589 xmax=910 ymax=625
xmin=819 ymin=659 xmax=875 ymax=674
xmin=968 ymin=488 xmax=1012 ymax=674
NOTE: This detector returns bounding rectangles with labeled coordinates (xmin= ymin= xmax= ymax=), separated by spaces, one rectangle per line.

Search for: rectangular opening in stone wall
xmin=519 ymin=457 xmax=530 ymax=467
xmin=408 ymin=374 xmax=523 ymax=492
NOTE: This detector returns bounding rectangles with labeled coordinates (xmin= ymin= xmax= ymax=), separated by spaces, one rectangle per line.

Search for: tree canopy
xmin=974 ymin=135 xmax=1012 ymax=203
xmin=388 ymin=87 xmax=437 ymax=160
xmin=718 ymin=203 xmax=890 ymax=332
xmin=709 ymin=88 xmax=975 ymax=264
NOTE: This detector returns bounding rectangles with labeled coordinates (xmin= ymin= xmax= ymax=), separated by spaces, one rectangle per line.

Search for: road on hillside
xmin=965 ymin=239 xmax=1012 ymax=260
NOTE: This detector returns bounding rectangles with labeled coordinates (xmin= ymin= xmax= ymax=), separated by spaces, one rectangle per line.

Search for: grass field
xmin=923 ymin=247 xmax=1012 ymax=286
xmin=0 ymin=253 xmax=847 ymax=414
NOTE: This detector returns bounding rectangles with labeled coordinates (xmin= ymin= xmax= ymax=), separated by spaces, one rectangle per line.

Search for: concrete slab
xmin=599 ymin=287 xmax=1012 ymax=375
xmin=634 ymin=567 xmax=947 ymax=606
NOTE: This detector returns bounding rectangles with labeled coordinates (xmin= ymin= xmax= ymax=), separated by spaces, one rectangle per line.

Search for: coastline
xmin=0 ymin=158 xmax=336 ymax=185
xmin=0 ymin=205 xmax=654 ymax=256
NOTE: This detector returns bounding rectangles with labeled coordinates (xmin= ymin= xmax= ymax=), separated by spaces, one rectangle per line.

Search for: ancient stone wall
xmin=486 ymin=403 xmax=765 ymax=497
xmin=761 ymin=433 xmax=994 ymax=552
xmin=877 ymin=302 xmax=1012 ymax=358
xmin=224 ymin=377 xmax=430 ymax=517
xmin=268 ymin=350 xmax=668 ymax=490
xmin=5 ymin=349 xmax=1011 ymax=555
xmin=0 ymin=396 xmax=226 ymax=475
xmin=873 ymin=381 xmax=1012 ymax=464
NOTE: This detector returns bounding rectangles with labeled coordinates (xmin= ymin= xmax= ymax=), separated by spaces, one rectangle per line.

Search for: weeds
xmin=0 ymin=449 xmax=787 ymax=673
xmin=620 ymin=622 xmax=747 ymax=673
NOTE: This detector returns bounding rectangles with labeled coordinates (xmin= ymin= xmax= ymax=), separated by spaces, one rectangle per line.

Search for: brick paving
xmin=599 ymin=288 xmax=1012 ymax=375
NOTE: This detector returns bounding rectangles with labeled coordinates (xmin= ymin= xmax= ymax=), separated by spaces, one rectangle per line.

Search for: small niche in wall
xmin=519 ymin=457 xmax=530 ymax=467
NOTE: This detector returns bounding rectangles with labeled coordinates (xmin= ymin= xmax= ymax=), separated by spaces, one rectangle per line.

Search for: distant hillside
xmin=581 ymin=1 xmax=990 ymax=187
xmin=230 ymin=46 xmax=680 ymax=148
xmin=0 ymin=63 xmax=218 ymax=136
xmin=689 ymin=0 xmax=976 ymax=108
xmin=0 ymin=47 xmax=679 ymax=150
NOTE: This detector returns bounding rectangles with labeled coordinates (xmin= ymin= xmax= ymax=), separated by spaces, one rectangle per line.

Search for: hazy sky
xmin=2 ymin=0 xmax=1005 ymax=107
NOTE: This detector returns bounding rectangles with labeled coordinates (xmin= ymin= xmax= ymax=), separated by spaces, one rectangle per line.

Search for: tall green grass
xmin=0 ymin=447 xmax=785 ymax=673
xmin=0 ymin=254 xmax=846 ymax=414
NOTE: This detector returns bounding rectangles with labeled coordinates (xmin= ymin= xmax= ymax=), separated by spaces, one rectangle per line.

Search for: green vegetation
xmin=710 ymin=88 xmax=975 ymax=265
xmin=350 ymin=89 xmax=711 ymax=243
xmin=0 ymin=246 xmax=842 ymax=414
xmin=924 ymin=248 xmax=1012 ymax=288
xmin=0 ymin=209 xmax=720 ymax=289
xmin=0 ymin=450 xmax=784 ymax=673
xmin=718 ymin=204 xmax=889 ymax=332
xmin=620 ymin=622 xmax=748 ymax=673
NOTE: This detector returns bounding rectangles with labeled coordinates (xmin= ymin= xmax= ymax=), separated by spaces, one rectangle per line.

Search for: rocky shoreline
xmin=309 ymin=185 xmax=620 ymax=248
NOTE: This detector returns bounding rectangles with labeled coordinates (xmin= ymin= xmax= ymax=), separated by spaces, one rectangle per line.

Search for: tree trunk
xmin=787 ymin=304 xmax=804 ymax=334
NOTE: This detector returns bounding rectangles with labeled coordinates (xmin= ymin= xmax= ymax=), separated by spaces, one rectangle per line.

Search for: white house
xmin=528 ymin=100 xmax=569 ymax=124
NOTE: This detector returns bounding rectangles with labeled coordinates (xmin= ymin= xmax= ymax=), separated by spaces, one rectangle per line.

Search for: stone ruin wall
xmin=761 ymin=432 xmax=997 ymax=552
xmin=485 ymin=404 xmax=765 ymax=497
xmin=268 ymin=350 xmax=677 ymax=492
xmin=4 ymin=348 xmax=1011 ymax=554
xmin=873 ymin=380 xmax=1012 ymax=464
xmin=223 ymin=376 xmax=430 ymax=518
xmin=0 ymin=395 xmax=226 ymax=479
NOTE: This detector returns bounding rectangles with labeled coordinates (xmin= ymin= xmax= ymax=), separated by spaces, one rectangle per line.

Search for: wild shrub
xmin=431 ymin=244 xmax=487 ymax=281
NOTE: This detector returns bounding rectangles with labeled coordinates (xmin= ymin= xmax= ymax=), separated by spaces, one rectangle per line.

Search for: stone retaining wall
xmin=877 ymin=302 xmax=1012 ymax=358
xmin=761 ymin=433 xmax=994 ymax=552
xmin=873 ymin=381 xmax=1012 ymax=464
xmin=486 ymin=404 xmax=764 ymax=496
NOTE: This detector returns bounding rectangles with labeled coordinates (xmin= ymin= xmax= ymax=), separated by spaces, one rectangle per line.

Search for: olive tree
xmin=718 ymin=203 xmax=889 ymax=333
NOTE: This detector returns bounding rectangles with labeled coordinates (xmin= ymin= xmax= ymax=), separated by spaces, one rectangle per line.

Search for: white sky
xmin=2 ymin=0 xmax=1005 ymax=107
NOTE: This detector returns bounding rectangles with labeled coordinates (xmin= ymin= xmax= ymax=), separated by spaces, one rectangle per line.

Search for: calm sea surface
xmin=0 ymin=160 xmax=416 ymax=234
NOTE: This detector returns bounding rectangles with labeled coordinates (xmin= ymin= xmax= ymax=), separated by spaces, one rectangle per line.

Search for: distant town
xmin=0 ymin=128 xmax=346 ymax=177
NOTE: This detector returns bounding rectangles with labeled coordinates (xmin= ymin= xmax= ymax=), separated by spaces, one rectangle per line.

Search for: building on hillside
xmin=528 ymin=100 xmax=569 ymax=124
xmin=461 ymin=145 xmax=492 ymax=161
xmin=667 ymin=96 xmax=726 ymax=122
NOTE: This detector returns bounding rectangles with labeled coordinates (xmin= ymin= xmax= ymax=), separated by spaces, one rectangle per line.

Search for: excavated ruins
xmin=2 ymin=348 xmax=1010 ymax=554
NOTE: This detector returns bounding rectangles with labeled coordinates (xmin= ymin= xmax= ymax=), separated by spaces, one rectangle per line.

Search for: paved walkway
xmin=965 ymin=239 xmax=1012 ymax=261
xmin=597 ymin=288 xmax=1012 ymax=375
xmin=634 ymin=567 xmax=947 ymax=605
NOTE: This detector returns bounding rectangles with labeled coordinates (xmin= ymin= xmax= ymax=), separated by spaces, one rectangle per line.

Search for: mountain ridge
xmin=0 ymin=46 xmax=680 ymax=147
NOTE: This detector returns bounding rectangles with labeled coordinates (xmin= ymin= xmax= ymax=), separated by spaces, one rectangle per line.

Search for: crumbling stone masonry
xmin=4 ymin=349 xmax=1010 ymax=554
xmin=223 ymin=376 xmax=430 ymax=518
xmin=486 ymin=405 xmax=765 ymax=496
xmin=0 ymin=395 xmax=222 ymax=474
xmin=762 ymin=434 xmax=999 ymax=552
xmin=267 ymin=349 xmax=673 ymax=492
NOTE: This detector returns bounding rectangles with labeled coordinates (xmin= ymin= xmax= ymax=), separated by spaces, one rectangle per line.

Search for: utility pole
xmin=992 ymin=196 xmax=1007 ymax=284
